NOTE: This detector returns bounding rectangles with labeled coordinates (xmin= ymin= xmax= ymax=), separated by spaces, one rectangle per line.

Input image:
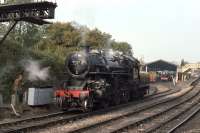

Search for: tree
xmin=0 ymin=23 xmax=6 ymax=36
xmin=84 ymin=28 xmax=111 ymax=49
xmin=111 ymin=41 xmax=133 ymax=56
xmin=181 ymin=59 xmax=189 ymax=66
xmin=45 ymin=22 xmax=81 ymax=47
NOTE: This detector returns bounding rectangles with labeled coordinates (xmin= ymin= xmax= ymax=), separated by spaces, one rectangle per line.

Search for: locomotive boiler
xmin=55 ymin=47 xmax=149 ymax=111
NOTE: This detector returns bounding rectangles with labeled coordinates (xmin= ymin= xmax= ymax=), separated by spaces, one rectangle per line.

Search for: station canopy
xmin=146 ymin=59 xmax=177 ymax=72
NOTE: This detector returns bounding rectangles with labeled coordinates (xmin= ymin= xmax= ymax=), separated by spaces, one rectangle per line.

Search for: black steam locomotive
xmin=55 ymin=47 xmax=149 ymax=111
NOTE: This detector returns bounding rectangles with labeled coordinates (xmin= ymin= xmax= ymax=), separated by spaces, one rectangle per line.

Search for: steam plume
xmin=24 ymin=60 xmax=50 ymax=81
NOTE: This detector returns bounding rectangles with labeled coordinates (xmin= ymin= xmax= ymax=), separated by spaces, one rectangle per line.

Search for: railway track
xmin=55 ymin=82 xmax=199 ymax=133
xmin=34 ymin=82 xmax=197 ymax=133
xmin=0 ymin=83 xmax=181 ymax=133
xmin=116 ymin=85 xmax=200 ymax=133
xmin=167 ymin=103 xmax=200 ymax=133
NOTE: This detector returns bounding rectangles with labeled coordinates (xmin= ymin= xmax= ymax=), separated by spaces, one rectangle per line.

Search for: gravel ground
xmin=0 ymin=104 xmax=60 ymax=123
xmin=153 ymin=82 xmax=175 ymax=92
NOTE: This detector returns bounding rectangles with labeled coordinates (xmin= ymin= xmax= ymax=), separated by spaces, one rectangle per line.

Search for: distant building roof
xmin=146 ymin=59 xmax=177 ymax=72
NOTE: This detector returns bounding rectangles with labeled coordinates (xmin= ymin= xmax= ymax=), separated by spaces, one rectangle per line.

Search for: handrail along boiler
xmin=55 ymin=47 xmax=149 ymax=111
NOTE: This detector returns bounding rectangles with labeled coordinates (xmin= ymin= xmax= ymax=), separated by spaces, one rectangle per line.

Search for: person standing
xmin=172 ymin=75 xmax=176 ymax=86
xmin=11 ymin=72 xmax=24 ymax=115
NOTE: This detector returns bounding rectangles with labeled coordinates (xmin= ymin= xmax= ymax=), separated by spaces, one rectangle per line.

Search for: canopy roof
xmin=146 ymin=59 xmax=177 ymax=72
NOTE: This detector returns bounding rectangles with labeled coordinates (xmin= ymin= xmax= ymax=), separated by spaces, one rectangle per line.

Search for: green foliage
xmin=111 ymin=41 xmax=133 ymax=56
xmin=0 ymin=40 xmax=25 ymax=102
xmin=46 ymin=22 xmax=81 ymax=47
xmin=84 ymin=28 xmax=111 ymax=48
xmin=0 ymin=21 xmax=133 ymax=102
xmin=0 ymin=24 xmax=6 ymax=35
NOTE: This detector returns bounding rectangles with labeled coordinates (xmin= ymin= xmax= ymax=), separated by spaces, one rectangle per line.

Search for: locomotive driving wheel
xmin=82 ymin=97 xmax=94 ymax=112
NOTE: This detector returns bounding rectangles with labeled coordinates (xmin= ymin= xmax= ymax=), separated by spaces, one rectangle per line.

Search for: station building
xmin=143 ymin=59 xmax=177 ymax=82
xmin=146 ymin=59 xmax=177 ymax=72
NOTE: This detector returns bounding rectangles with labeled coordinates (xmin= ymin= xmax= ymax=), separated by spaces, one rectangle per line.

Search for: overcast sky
xmin=54 ymin=0 xmax=200 ymax=63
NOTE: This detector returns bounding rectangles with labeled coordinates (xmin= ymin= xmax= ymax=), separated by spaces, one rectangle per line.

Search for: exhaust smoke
xmin=24 ymin=60 xmax=50 ymax=81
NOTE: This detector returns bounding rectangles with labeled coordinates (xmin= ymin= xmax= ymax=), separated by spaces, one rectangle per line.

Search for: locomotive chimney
xmin=82 ymin=45 xmax=90 ymax=53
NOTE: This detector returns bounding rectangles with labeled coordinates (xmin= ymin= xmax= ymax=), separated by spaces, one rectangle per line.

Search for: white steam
xmin=24 ymin=60 xmax=50 ymax=81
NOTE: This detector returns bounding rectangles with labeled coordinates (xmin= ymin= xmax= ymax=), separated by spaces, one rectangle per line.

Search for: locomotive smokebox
xmin=65 ymin=51 xmax=90 ymax=79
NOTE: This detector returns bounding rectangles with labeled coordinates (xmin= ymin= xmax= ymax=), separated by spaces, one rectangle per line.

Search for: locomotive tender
xmin=55 ymin=47 xmax=149 ymax=111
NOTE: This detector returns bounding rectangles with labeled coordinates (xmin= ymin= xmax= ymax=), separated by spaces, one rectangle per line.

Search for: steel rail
xmin=116 ymin=98 xmax=200 ymax=133
xmin=0 ymin=111 xmax=68 ymax=128
xmin=0 ymin=84 xmax=185 ymax=133
xmin=110 ymin=85 xmax=200 ymax=133
xmin=65 ymin=86 xmax=196 ymax=133
xmin=167 ymin=104 xmax=200 ymax=133
xmin=1 ymin=78 xmax=198 ymax=133
xmin=144 ymin=99 xmax=200 ymax=133
xmin=0 ymin=83 xmax=173 ymax=128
